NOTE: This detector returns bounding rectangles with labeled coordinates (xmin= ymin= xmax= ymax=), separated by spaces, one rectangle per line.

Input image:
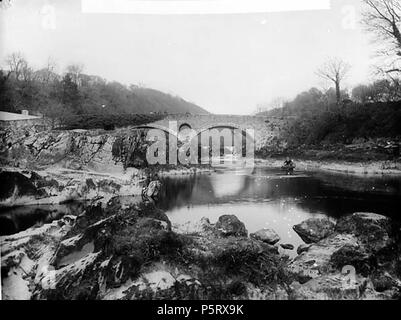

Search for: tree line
xmin=0 ymin=53 xmax=206 ymax=128
xmin=257 ymin=0 xmax=401 ymax=149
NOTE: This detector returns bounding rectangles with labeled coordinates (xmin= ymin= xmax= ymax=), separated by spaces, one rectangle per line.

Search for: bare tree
xmin=316 ymin=58 xmax=351 ymax=105
xmin=362 ymin=0 xmax=401 ymax=74
xmin=5 ymin=52 xmax=28 ymax=81
xmin=20 ymin=63 xmax=34 ymax=82
xmin=269 ymin=97 xmax=285 ymax=110
xmin=45 ymin=57 xmax=57 ymax=81
xmin=34 ymin=57 xmax=60 ymax=84
xmin=66 ymin=63 xmax=84 ymax=86
xmin=254 ymin=97 xmax=286 ymax=115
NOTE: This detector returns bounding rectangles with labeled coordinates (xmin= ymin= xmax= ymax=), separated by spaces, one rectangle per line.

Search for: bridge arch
xmin=196 ymin=123 xmax=256 ymax=143
xmin=132 ymin=124 xmax=179 ymax=139
xmin=132 ymin=122 xmax=256 ymax=144
xmin=178 ymin=123 xmax=192 ymax=131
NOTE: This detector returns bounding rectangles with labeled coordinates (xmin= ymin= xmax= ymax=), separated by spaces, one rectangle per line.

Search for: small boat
xmin=281 ymin=164 xmax=296 ymax=175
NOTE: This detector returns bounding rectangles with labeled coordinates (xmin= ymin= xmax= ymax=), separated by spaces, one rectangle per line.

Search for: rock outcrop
xmin=1 ymin=215 xmax=76 ymax=300
xmin=2 ymin=206 xmax=400 ymax=300
xmin=289 ymin=212 xmax=401 ymax=299
xmin=250 ymin=228 xmax=280 ymax=245
xmin=214 ymin=215 xmax=248 ymax=237
xmin=1 ymin=205 xmax=288 ymax=300
xmin=335 ymin=212 xmax=394 ymax=252
xmin=0 ymin=169 xmax=141 ymax=208
xmin=1 ymin=128 xmax=150 ymax=172
xmin=293 ymin=217 xmax=336 ymax=243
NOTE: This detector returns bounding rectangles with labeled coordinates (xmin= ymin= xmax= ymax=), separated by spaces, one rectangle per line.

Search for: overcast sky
xmin=0 ymin=0 xmax=379 ymax=114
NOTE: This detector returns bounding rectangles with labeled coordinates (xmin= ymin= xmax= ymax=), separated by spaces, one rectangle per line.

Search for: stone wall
xmin=146 ymin=114 xmax=290 ymax=150
xmin=0 ymin=118 xmax=50 ymax=131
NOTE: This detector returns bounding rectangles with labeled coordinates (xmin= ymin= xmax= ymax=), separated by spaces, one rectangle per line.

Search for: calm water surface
xmin=158 ymin=167 xmax=401 ymax=252
xmin=2 ymin=167 xmax=401 ymax=252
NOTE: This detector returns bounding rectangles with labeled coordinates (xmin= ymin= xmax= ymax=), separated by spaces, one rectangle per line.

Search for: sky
xmin=0 ymin=0 xmax=379 ymax=114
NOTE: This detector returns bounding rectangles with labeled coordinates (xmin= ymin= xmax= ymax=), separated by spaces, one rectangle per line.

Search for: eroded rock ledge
xmin=0 ymin=169 xmax=142 ymax=208
xmin=1 ymin=201 xmax=400 ymax=300
xmin=289 ymin=214 xmax=401 ymax=299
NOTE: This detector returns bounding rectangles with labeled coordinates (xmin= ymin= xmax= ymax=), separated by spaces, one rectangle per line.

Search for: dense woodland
xmin=0 ymin=56 xmax=207 ymax=128
xmin=259 ymin=84 xmax=401 ymax=147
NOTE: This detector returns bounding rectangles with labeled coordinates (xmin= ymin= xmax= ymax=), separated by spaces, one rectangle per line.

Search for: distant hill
xmin=129 ymin=87 xmax=209 ymax=114
xmin=0 ymin=68 xmax=210 ymax=116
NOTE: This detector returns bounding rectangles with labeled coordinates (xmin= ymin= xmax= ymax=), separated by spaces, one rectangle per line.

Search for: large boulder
xmin=293 ymin=217 xmax=335 ymax=243
xmin=289 ymin=273 xmax=398 ymax=300
xmin=215 ymin=215 xmax=247 ymax=237
xmin=335 ymin=212 xmax=394 ymax=252
xmin=371 ymin=272 xmax=400 ymax=293
xmin=250 ymin=228 xmax=280 ymax=245
xmin=329 ymin=243 xmax=371 ymax=272
xmin=290 ymin=273 xmax=399 ymax=300
xmin=288 ymin=233 xmax=359 ymax=283
xmin=289 ymin=212 xmax=401 ymax=297
xmin=290 ymin=273 xmax=364 ymax=300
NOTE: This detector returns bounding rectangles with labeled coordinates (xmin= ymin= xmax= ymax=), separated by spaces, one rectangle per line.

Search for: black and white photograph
xmin=1 ymin=0 xmax=401 ymax=305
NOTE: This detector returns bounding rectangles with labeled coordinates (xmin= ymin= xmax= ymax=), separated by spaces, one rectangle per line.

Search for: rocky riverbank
xmin=0 ymin=168 xmax=142 ymax=208
xmin=256 ymin=158 xmax=401 ymax=175
xmin=0 ymin=124 xmax=214 ymax=208
xmin=1 ymin=194 xmax=400 ymax=300
xmin=0 ymin=165 xmax=214 ymax=209
xmin=1 ymin=126 xmax=400 ymax=300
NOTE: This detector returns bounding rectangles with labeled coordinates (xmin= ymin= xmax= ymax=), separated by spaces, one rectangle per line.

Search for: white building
xmin=0 ymin=111 xmax=42 ymax=121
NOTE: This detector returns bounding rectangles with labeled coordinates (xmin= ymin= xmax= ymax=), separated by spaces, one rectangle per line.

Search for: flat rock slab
xmin=293 ymin=218 xmax=335 ymax=244
xmin=250 ymin=228 xmax=280 ymax=245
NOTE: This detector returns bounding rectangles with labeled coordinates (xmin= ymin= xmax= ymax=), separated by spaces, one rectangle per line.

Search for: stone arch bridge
xmin=137 ymin=114 xmax=288 ymax=150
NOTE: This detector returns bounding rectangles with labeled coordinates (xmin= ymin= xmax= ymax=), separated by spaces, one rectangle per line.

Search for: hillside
xmin=129 ymin=87 xmax=208 ymax=114
xmin=0 ymin=68 xmax=209 ymax=118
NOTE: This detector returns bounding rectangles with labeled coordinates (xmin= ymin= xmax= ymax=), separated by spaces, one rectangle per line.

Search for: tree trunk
xmin=335 ymin=81 xmax=341 ymax=105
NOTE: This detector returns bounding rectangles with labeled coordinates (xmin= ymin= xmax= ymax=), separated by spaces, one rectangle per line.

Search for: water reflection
xmin=159 ymin=168 xmax=401 ymax=218
xmin=0 ymin=202 xmax=86 ymax=236
xmin=2 ymin=167 xmax=400 ymax=244
xmin=209 ymin=173 xmax=247 ymax=197
xmin=159 ymin=168 xmax=401 ymax=253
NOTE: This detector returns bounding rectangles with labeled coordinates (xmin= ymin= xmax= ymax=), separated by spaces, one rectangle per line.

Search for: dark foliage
xmin=59 ymin=113 xmax=164 ymax=130
xmin=283 ymin=101 xmax=401 ymax=147
xmin=0 ymin=56 xmax=208 ymax=126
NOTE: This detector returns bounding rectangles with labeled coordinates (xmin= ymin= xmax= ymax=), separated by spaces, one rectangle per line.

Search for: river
xmin=1 ymin=167 xmax=401 ymax=253
xmin=157 ymin=167 xmax=401 ymax=253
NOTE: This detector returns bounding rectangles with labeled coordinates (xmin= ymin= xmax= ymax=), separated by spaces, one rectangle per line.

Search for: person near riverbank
xmin=282 ymin=157 xmax=296 ymax=175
